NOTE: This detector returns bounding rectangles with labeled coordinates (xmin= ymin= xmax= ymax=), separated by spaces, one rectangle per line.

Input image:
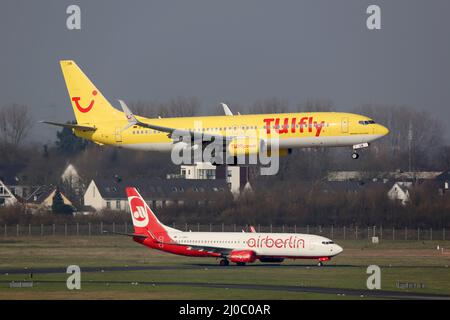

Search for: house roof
xmin=0 ymin=173 xmax=22 ymax=186
xmin=435 ymin=170 xmax=450 ymax=182
xmin=26 ymin=185 xmax=57 ymax=204
xmin=327 ymin=171 xmax=442 ymax=182
xmin=291 ymin=180 xmax=388 ymax=194
xmin=91 ymin=176 xmax=230 ymax=200
xmin=61 ymin=163 xmax=83 ymax=181
xmin=321 ymin=181 xmax=388 ymax=193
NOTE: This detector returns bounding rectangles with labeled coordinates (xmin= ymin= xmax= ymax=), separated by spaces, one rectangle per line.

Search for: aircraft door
xmin=115 ymin=128 xmax=122 ymax=143
xmin=341 ymin=117 xmax=349 ymax=133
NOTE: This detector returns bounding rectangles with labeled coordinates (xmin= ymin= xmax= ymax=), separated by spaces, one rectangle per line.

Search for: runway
xmin=1 ymin=265 xmax=450 ymax=300
xmin=1 ymin=263 xmax=449 ymax=275
xmin=1 ymin=278 xmax=449 ymax=300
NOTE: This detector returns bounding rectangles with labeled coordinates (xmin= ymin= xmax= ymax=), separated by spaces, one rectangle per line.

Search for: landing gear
xmin=317 ymin=257 xmax=330 ymax=266
xmin=236 ymin=262 xmax=246 ymax=266
xmin=219 ymin=259 xmax=229 ymax=266
xmin=352 ymin=142 xmax=369 ymax=160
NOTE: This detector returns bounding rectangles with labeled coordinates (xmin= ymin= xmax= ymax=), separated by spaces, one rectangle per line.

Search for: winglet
xmin=221 ymin=103 xmax=233 ymax=116
xmin=118 ymin=100 xmax=137 ymax=131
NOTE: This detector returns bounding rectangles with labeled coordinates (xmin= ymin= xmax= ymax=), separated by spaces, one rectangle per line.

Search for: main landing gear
xmin=219 ymin=258 xmax=229 ymax=266
xmin=219 ymin=259 xmax=246 ymax=266
xmin=351 ymin=142 xmax=369 ymax=160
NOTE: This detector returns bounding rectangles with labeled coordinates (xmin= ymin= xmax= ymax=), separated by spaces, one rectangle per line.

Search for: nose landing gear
xmin=352 ymin=142 xmax=369 ymax=160
xmin=317 ymin=257 xmax=330 ymax=267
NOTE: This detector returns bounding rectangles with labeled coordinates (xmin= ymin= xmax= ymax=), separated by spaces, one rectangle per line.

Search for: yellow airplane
xmin=42 ymin=60 xmax=389 ymax=160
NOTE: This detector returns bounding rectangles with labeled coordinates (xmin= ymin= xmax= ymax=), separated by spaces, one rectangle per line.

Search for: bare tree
xmin=247 ymin=97 xmax=289 ymax=114
xmin=167 ymin=96 xmax=200 ymax=117
xmin=129 ymin=97 xmax=200 ymax=118
xmin=353 ymin=104 xmax=444 ymax=170
xmin=297 ymin=99 xmax=333 ymax=112
xmin=0 ymin=104 xmax=33 ymax=150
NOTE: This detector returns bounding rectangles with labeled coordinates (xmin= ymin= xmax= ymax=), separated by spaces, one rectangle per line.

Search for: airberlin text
xmin=247 ymin=235 xmax=305 ymax=249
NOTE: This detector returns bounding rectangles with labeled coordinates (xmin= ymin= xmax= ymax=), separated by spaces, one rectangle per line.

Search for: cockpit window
xmin=321 ymin=241 xmax=335 ymax=245
xmin=358 ymin=120 xmax=376 ymax=125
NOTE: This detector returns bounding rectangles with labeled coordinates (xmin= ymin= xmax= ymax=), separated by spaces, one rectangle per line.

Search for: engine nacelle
xmin=267 ymin=148 xmax=292 ymax=157
xmin=173 ymin=141 xmax=200 ymax=151
xmin=258 ymin=257 xmax=285 ymax=263
xmin=227 ymin=137 xmax=262 ymax=156
xmin=229 ymin=250 xmax=257 ymax=263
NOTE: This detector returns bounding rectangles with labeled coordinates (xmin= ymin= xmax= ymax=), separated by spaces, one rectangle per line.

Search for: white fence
xmin=0 ymin=223 xmax=447 ymax=241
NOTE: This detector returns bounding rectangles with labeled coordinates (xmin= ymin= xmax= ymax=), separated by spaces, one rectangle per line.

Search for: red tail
xmin=126 ymin=187 xmax=169 ymax=241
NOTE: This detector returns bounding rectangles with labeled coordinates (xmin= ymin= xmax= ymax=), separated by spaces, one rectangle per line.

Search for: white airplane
xmin=121 ymin=187 xmax=343 ymax=266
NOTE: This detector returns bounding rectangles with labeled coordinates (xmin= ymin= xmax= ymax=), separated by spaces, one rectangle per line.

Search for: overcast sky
xmin=1 ymin=1 xmax=449 ymax=143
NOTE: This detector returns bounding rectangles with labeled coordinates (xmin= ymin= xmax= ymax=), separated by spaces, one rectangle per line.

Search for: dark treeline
xmin=0 ymin=98 xmax=449 ymax=227
xmin=2 ymin=183 xmax=449 ymax=228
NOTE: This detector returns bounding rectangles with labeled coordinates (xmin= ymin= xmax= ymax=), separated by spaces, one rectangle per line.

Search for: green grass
xmin=0 ymin=236 xmax=449 ymax=299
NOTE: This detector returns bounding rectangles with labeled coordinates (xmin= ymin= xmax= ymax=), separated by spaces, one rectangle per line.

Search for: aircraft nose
xmin=334 ymin=244 xmax=343 ymax=255
xmin=379 ymin=125 xmax=389 ymax=136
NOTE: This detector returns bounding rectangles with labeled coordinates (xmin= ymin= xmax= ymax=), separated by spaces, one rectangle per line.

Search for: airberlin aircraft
xmin=42 ymin=60 xmax=389 ymax=159
xmin=119 ymin=187 xmax=343 ymax=266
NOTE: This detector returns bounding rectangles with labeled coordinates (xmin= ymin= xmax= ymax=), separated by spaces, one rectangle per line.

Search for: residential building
xmin=435 ymin=170 xmax=450 ymax=195
xmin=26 ymin=185 xmax=74 ymax=212
xmin=327 ymin=171 xmax=441 ymax=182
xmin=0 ymin=179 xmax=18 ymax=207
xmin=84 ymin=176 xmax=230 ymax=211
xmin=168 ymin=162 xmax=251 ymax=196
xmin=61 ymin=163 xmax=84 ymax=194
xmin=387 ymin=182 xmax=412 ymax=205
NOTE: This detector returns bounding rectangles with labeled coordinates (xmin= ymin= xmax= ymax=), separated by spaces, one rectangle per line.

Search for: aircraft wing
xmin=157 ymin=240 xmax=234 ymax=256
xmin=40 ymin=121 xmax=97 ymax=132
xmin=144 ymin=230 xmax=234 ymax=256
xmin=102 ymin=230 xmax=148 ymax=239
xmin=118 ymin=100 xmax=232 ymax=142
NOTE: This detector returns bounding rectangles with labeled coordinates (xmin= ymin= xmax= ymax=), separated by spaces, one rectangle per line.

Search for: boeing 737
xmin=43 ymin=60 xmax=389 ymax=160
xmin=117 ymin=187 xmax=343 ymax=266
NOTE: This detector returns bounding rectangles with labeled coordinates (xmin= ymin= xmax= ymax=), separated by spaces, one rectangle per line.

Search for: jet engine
xmin=227 ymin=137 xmax=264 ymax=156
xmin=229 ymin=250 xmax=257 ymax=263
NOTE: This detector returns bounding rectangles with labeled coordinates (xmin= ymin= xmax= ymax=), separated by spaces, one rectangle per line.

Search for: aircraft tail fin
xmin=125 ymin=187 xmax=170 ymax=240
xmin=59 ymin=60 xmax=122 ymax=124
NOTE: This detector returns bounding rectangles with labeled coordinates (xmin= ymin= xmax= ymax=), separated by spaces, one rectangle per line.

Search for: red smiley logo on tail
xmin=72 ymin=90 xmax=97 ymax=113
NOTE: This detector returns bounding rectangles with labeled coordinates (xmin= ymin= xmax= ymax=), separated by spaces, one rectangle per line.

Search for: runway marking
xmin=1 ymin=263 xmax=449 ymax=275
xmin=0 ymin=279 xmax=449 ymax=300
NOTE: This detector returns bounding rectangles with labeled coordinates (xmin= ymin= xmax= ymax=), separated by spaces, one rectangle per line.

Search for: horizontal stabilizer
xmin=102 ymin=230 xmax=148 ymax=239
xmin=40 ymin=121 xmax=96 ymax=131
